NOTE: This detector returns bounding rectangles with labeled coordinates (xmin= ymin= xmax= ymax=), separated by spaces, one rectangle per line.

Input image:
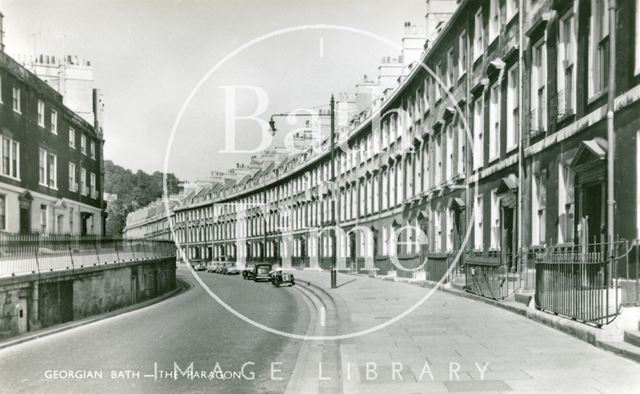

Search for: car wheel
xmin=291 ymin=279 xmax=295 ymax=286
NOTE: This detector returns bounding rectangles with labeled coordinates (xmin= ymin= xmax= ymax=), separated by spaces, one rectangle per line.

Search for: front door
xmin=19 ymin=207 xmax=30 ymax=234
xmin=16 ymin=299 xmax=27 ymax=334
xmin=81 ymin=215 xmax=88 ymax=236
xmin=580 ymin=182 xmax=605 ymax=244
xmin=131 ymin=276 xmax=137 ymax=304
xmin=349 ymin=233 xmax=356 ymax=271
xmin=501 ymin=206 xmax=515 ymax=272
xmin=453 ymin=209 xmax=463 ymax=253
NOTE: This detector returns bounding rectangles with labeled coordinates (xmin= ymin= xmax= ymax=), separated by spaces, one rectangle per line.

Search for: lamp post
xmin=269 ymin=95 xmax=337 ymax=288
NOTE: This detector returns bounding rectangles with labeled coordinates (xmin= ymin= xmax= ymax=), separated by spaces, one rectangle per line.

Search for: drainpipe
xmin=607 ymin=0 xmax=616 ymax=265
xmin=517 ymin=0 xmax=525 ymax=276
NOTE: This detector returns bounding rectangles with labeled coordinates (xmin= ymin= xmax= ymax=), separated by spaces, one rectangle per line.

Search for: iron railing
xmin=0 ymin=233 xmax=176 ymax=278
xmin=534 ymin=238 xmax=635 ymax=327
xmin=529 ymin=103 xmax=546 ymax=136
xmin=464 ymin=250 xmax=520 ymax=300
xmin=555 ymin=87 xmax=574 ymax=119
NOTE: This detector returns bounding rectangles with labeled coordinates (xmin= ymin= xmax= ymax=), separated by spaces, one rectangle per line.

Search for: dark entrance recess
xmin=60 ymin=281 xmax=74 ymax=323
xmin=501 ymin=206 xmax=516 ymax=272
xmin=447 ymin=199 xmax=466 ymax=254
xmin=496 ymin=175 xmax=518 ymax=272
xmin=18 ymin=191 xmax=33 ymax=234
xmin=580 ymin=182 xmax=605 ymax=243
xmin=300 ymin=238 xmax=306 ymax=259
xmin=570 ymin=137 xmax=608 ymax=244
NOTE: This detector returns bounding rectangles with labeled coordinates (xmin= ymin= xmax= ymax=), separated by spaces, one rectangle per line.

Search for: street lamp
xmin=269 ymin=95 xmax=337 ymax=288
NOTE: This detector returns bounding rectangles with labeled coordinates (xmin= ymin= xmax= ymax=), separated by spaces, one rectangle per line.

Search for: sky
xmin=2 ymin=0 xmax=426 ymax=180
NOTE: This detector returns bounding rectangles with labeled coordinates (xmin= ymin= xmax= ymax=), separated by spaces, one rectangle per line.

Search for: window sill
xmin=0 ymin=174 xmax=21 ymax=181
xmin=505 ymin=12 xmax=519 ymax=28
xmin=587 ymin=89 xmax=608 ymax=106
xmin=556 ymin=112 xmax=575 ymax=123
xmin=472 ymin=54 xmax=483 ymax=67
xmin=505 ymin=144 xmax=518 ymax=154
xmin=488 ymin=35 xmax=498 ymax=48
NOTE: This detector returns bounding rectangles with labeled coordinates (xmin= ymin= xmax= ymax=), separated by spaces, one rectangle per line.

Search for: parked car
xmin=243 ymin=264 xmax=256 ymax=280
xmin=225 ymin=264 xmax=241 ymax=275
xmin=207 ymin=263 xmax=221 ymax=273
xmin=270 ymin=268 xmax=295 ymax=287
xmin=252 ymin=263 xmax=272 ymax=282
xmin=192 ymin=262 xmax=207 ymax=271
xmin=215 ymin=263 xmax=226 ymax=274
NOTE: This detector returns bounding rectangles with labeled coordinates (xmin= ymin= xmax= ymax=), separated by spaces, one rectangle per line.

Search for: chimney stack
xmin=401 ymin=21 xmax=427 ymax=71
xmin=424 ymin=0 xmax=458 ymax=41
xmin=93 ymin=89 xmax=105 ymax=138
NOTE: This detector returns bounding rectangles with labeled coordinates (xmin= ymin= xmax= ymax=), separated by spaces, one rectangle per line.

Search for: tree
xmin=104 ymin=160 xmax=182 ymax=236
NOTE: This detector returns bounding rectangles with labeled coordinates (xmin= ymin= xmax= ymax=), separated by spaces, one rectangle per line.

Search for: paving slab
xmin=293 ymin=270 xmax=640 ymax=393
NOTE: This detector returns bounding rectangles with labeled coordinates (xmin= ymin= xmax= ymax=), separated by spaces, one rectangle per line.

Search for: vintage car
xmin=242 ymin=264 xmax=256 ymax=279
xmin=225 ymin=264 xmax=241 ymax=275
xmin=207 ymin=263 xmax=221 ymax=273
xmin=192 ymin=261 xmax=207 ymax=271
xmin=251 ymin=263 xmax=273 ymax=282
xmin=269 ymin=268 xmax=295 ymax=287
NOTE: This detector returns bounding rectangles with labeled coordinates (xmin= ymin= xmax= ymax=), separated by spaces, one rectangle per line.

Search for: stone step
xmin=515 ymin=291 xmax=534 ymax=305
xmin=624 ymin=330 xmax=640 ymax=348
xmin=598 ymin=339 xmax=640 ymax=364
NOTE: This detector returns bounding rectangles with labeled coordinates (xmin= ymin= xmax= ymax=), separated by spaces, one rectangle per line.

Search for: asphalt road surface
xmin=0 ymin=266 xmax=311 ymax=393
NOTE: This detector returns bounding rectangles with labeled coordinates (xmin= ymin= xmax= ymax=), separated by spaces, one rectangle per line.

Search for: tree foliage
xmin=104 ymin=160 xmax=181 ymax=236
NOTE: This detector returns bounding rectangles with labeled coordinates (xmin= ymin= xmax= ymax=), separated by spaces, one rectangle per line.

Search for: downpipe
xmin=606 ymin=0 xmax=616 ymax=320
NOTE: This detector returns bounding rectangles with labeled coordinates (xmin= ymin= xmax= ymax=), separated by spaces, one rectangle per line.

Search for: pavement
xmin=291 ymin=270 xmax=640 ymax=394
xmin=0 ymin=266 xmax=310 ymax=393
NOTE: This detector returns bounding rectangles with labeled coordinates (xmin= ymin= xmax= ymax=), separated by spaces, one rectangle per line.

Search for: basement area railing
xmin=534 ymin=238 xmax=637 ymax=327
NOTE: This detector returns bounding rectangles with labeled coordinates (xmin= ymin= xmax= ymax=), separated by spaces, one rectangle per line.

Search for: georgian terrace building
xmin=205 ymin=0 xmax=640 ymax=290
xmin=0 ymin=43 xmax=105 ymax=236
xmin=122 ymin=197 xmax=180 ymax=241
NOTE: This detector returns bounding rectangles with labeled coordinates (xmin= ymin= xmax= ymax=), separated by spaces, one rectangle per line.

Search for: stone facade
xmin=0 ymin=48 xmax=105 ymax=236
xmin=200 ymin=0 xmax=640 ymax=280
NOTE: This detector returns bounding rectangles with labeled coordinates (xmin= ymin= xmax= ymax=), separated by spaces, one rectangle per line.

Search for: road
xmin=0 ymin=266 xmax=311 ymax=393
